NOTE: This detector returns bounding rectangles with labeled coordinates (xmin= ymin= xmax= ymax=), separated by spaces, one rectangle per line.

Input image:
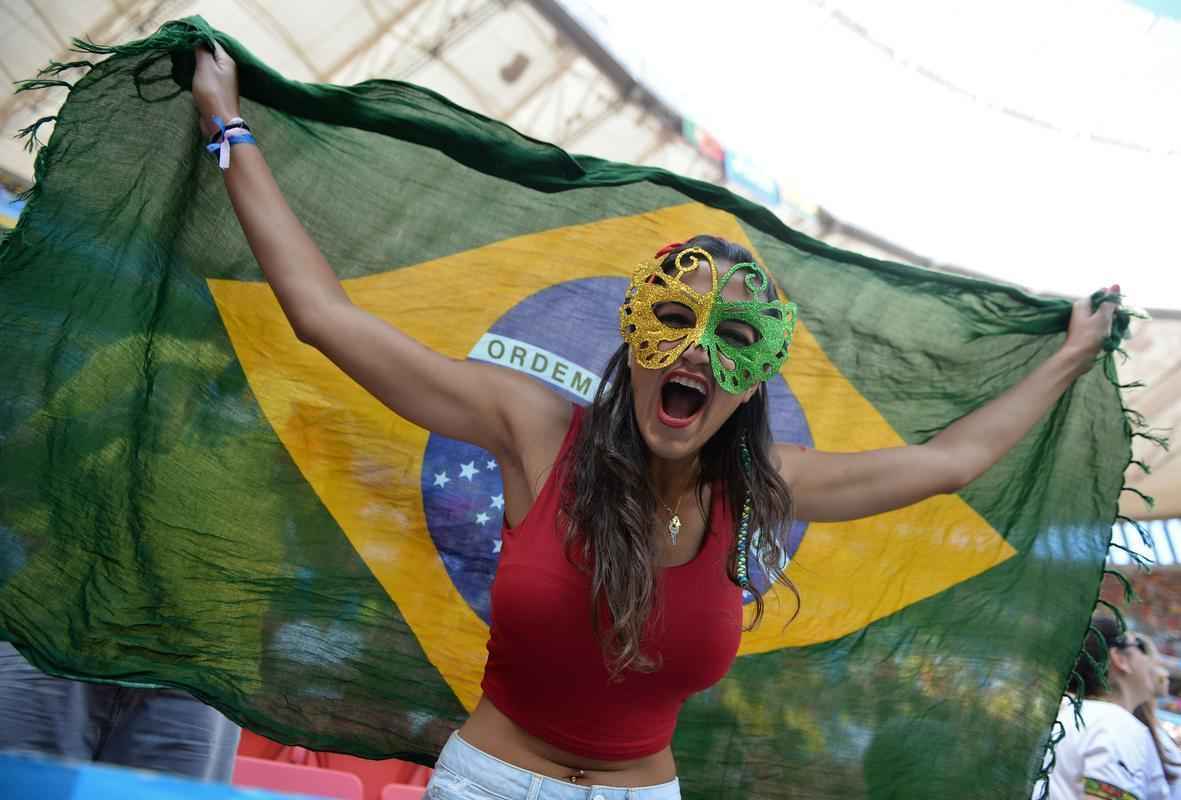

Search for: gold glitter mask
xmin=619 ymin=247 xmax=717 ymax=372
xmin=619 ymin=247 xmax=798 ymax=394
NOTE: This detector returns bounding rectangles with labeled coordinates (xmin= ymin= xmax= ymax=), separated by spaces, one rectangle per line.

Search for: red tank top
xmin=481 ymin=406 xmax=743 ymax=760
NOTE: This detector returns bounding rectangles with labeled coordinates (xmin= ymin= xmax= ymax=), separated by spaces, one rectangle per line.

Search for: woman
xmin=192 ymin=42 xmax=1120 ymax=800
xmin=1043 ymin=617 xmax=1169 ymax=800
xmin=1136 ymin=637 xmax=1181 ymax=798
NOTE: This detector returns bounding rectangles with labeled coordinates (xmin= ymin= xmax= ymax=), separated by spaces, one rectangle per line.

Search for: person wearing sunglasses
xmin=1040 ymin=616 xmax=1169 ymax=799
xmin=1133 ymin=637 xmax=1181 ymax=799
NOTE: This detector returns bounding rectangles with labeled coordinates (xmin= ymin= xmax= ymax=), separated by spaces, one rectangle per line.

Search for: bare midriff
xmin=456 ymin=696 xmax=676 ymax=787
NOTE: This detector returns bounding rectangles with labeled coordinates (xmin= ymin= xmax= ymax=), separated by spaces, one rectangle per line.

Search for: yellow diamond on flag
xmin=208 ymin=202 xmax=1015 ymax=710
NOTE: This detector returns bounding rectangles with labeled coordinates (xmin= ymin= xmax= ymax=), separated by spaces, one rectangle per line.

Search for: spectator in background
xmin=1039 ymin=616 xmax=1168 ymax=800
xmin=1136 ymin=637 xmax=1181 ymax=799
xmin=0 ymin=642 xmax=240 ymax=781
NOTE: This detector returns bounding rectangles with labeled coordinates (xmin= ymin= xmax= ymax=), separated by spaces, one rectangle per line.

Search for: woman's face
xmin=628 ymin=256 xmax=761 ymax=463
xmin=1142 ymin=636 xmax=1170 ymax=698
xmin=1111 ymin=634 xmax=1161 ymax=707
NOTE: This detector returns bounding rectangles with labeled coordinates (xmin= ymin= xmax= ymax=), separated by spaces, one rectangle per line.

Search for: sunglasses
xmin=1115 ymin=636 xmax=1149 ymax=655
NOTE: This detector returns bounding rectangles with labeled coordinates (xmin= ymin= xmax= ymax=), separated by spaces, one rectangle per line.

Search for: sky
xmin=571 ymin=0 xmax=1181 ymax=310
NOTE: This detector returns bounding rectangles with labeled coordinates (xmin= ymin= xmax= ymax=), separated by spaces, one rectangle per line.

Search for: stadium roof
xmin=1 ymin=0 xmax=1177 ymax=520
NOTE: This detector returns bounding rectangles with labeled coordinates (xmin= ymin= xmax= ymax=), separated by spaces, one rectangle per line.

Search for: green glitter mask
xmin=619 ymin=247 xmax=798 ymax=394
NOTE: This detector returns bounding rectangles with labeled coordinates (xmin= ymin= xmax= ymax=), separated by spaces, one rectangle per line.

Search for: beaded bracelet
xmin=213 ymin=118 xmax=251 ymax=135
xmin=205 ymin=115 xmax=257 ymax=170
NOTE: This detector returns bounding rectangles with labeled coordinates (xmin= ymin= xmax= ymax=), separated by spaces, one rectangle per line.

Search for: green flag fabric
xmin=0 ymin=18 xmax=1147 ymax=798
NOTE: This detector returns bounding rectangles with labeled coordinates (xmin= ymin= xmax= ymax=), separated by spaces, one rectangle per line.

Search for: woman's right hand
xmin=193 ymin=41 xmax=241 ymax=138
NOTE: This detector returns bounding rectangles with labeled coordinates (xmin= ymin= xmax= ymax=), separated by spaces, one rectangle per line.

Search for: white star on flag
xmin=459 ymin=461 xmax=480 ymax=481
xmin=432 ymin=471 xmax=450 ymax=488
xmin=475 ymin=512 xmax=490 ymax=526
xmin=493 ymin=539 xmax=502 ymax=553
xmin=486 ymin=459 xmax=498 ymax=471
xmin=490 ymin=494 xmax=504 ymax=510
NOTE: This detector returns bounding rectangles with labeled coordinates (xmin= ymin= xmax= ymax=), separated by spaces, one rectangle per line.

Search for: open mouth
xmin=658 ymin=371 xmax=709 ymax=428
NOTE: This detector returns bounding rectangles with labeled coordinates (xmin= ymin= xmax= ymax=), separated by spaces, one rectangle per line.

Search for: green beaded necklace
xmin=737 ymin=436 xmax=753 ymax=590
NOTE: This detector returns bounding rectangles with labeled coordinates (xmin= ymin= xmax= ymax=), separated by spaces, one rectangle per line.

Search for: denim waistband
xmin=434 ymin=732 xmax=681 ymax=800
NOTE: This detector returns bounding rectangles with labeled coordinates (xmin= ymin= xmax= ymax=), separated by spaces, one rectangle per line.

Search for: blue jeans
xmin=427 ymin=733 xmax=681 ymax=800
xmin=0 ymin=642 xmax=240 ymax=781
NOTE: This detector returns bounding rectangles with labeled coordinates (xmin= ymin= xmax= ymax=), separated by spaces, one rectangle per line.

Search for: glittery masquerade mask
xmin=619 ymin=247 xmax=798 ymax=394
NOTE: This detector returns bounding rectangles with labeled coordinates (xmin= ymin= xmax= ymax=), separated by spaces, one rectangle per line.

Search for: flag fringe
xmin=8 ymin=15 xmax=218 ymax=199
xmin=1119 ymin=488 xmax=1155 ymax=511
xmin=13 ymin=78 xmax=74 ymax=93
xmin=1121 ymin=408 xmax=1148 ymax=428
xmin=1106 ymin=542 xmax=1153 ymax=569
xmin=9 ymin=59 xmax=85 ymax=208
xmin=38 ymin=59 xmax=96 ymax=77
xmin=1102 ymin=568 xmax=1136 ymax=604
xmin=1093 ymin=599 xmax=1127 ymax=632
xmin=1131 ymin=430 xmax=1170 ymax=449
xmin=67 ymin=21 xmax=215 ymax=59
xmin=6 ymin=20 xmax=214 ymax=243
xmin=15 ymin=116 xmax=57 ymax=153
xmin=1116 ymin=514 xmax=1155 ymax=544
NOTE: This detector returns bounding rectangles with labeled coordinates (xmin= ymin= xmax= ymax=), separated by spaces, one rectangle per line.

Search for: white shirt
xmin=1036 ymin=698 xmax=1169 ymax=800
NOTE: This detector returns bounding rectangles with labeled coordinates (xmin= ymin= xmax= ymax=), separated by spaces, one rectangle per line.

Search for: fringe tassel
xmin=1132 ymin=430 xmax=1170 ymax=450
xmin=14 ymin=78 xmax=74 ymax=93
xmin=1094 ymin=599 xmax=1127 ymax=633
xmin=7 ymin=16 xmax=216 ymax=229
xmin=1114 ymin=484 xmax=1152 ymax=508
xmin=1082 ymin=621 xmax=1117 ymax=694
xmin=1102 ymin=569 xmax=1136 ymax=604
xmin=37 ymin=59 xmax=95 ymax=77
xmin=16 ymin=141 xmax=51 ymax=200
xmin=1122 ymin=408 xmax=1148 ymax=428
xmin=1119 ymin=489 xmax=1155 ymax=511
xmin=1116 ymin=515 xmax=1154 ymax=547
xmin=1066 ymin=675 xmax=1085 ymax=727
xmin=68 ymin=19 xmax=215 ymax=59
xmin=1128 ymin=459 xmax=1152 ymax=475
xmin=16 ymin=116 xmax=57 ymax=153
xmin=1108 ymin=541 xmax=1153 ymax=570
xmin=1032 ymin=719 xmax=1068 ymax=800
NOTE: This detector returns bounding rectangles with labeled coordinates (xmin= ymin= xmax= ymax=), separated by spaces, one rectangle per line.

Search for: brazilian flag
xmin=0 ymin=18 xmax=1141 ymax=799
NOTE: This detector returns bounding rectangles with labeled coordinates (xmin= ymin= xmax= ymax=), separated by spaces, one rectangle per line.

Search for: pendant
xmin=668 ymin=514 xmax=681 ymax=545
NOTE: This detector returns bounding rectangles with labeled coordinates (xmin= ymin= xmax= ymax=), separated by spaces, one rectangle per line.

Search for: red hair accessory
xmin=654 ymin=241 xmax=685 ymax=259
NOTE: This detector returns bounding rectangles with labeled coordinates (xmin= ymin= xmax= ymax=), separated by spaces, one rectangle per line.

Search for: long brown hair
xmin=1134 ymin=638 xmax=1181 ymax=772
xmin=1134 ymin=700 xmax=1181 ymax=771
xmin=559 ymin=235 xmax=798 ymax=678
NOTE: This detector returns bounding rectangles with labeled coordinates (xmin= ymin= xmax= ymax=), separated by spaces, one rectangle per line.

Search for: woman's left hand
xmin=193 ymin=41 xmax=240 ymax=139
xmin=1060 ymin=283 xmax=1120 ymax=376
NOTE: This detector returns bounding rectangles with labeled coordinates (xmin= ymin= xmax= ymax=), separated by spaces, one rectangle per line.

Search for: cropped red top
xmin=481 ymin=406 xmax=743 ymax=760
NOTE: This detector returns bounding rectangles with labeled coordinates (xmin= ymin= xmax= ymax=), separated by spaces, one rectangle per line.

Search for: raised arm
xmin=778 ymin=292 xmax=1119 ymax=523
xmin=191 ymin=43 xmax=569 ymax=463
